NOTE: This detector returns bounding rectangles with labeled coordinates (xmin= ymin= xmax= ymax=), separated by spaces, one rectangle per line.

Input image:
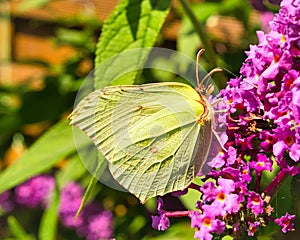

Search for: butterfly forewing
xmin=70 ymin=82 xmax=212 ymax=203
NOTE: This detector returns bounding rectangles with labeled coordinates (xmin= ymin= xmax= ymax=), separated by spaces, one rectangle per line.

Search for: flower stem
xmin=263 ymin=169 xmax=288 ymax=203
xmin=178 ymin=0 xmax=217 ymax=68
xmin=255 ymin=172 xmax=261 ymax=192
xmin=164 ymin=210 xmax=191 ymax=218
xmin=189 ymin=183 xmax=201 ymax=191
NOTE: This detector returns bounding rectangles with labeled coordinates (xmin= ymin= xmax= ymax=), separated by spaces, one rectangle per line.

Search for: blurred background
xmin=0 ymin=0 xmax=273 ymax=149
xmin=1 ymin=0 xmax=292 ymax=239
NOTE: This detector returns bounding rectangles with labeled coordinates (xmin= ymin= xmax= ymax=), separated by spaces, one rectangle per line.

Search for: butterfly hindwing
xmin=70 ymin=82 xmax=212 ymax=202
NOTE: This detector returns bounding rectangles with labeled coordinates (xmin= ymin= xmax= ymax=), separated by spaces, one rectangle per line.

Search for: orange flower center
xmin=203 ymin=218 xmax=212 ymax=228
xmin=285 ymin=135 xmax=294 ymax=146
xmin=281 ymin=34 xmax=286 ymax=43
xmin=217 ymin=192 xmax=226 ymax=202
xmin=257 ymin=161 xmax=265 ymax=167
xmin=249 ymin=224 xmax=257 ymax=232
xmin=252 ymin=197 xmax=260 ymax=205
xmin=273 ymin=54 xmax=281 ymax=63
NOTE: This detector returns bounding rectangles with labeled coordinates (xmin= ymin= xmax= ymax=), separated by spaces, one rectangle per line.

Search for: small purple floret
xmin=15 ymin=175 xmax=55 ymax=208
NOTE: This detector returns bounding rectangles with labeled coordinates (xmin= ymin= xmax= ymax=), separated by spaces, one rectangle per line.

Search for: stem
xmin=189 ymin=183 xmax=201 ymax=191
xmin=178 ymin=0 xmax=217 ymax=68
xmin=178 ymin=0 xmax=228 ymax=89
xmin=255 ymin=172 xmax=261 ymax=192
xmin=164 ymin=210 xmax=191 ymax=218
xmin=263 ymin=169 xmax=288 ymax=204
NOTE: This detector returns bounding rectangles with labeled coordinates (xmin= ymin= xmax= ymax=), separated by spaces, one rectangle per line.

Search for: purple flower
xmin=59 ymin=182 xmax=84 ymax=227
xmin=209 ymin=167 xmax=241 ymax=182
xmin=235 ymin=181 xmax=248 ymax=202
xmin=201 ymin=179 xmax=240 ymax=215
xmin=59 ymin=182 xmax=114 ymax=239
xmin=151 ymin=214 xmax=170 ymax=231
xmin=150 ymin=0 xmax=299 ymax=237
xmin=15 ymin=175 xmax=55 ymax=208
xmin=247 ymin=192 xmax=264 ymax=215
xmin=260 ymin=130 xmax=276 ymax=152
xmin=190 ymin=206 xmax=225 ymax=240
xmin=249 ymin=154 xmax=273 ymax=173
xmin=274 ymin=212 xmax=295 ymax=233
xmin=151 ymin=198 xmax=170 ymax=231
xmin=200 ymin=181 xmax=217 ymax=202
xmin=260 ymin=12 xmax=274 ymax=32
xmin=86 ymin=210 xmax=114 ymax=240
xmin=248 ymin=221 xmax=260 ymax=236
xmin=200 ymin=178 xmax=241 ymax=215
xmin=241 ymin=165 xmax=252 ymax=183
xmin=273 ymin=126 xmax=298 ymax=161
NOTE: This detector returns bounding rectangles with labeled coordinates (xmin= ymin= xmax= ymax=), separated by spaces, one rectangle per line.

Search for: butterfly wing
xmin=70 ymin=82 xmax=212 ymax=203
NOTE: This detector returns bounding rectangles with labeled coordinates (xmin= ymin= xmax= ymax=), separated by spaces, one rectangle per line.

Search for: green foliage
xmin=7 ymin=216 xmax=35 ymax=240
xmin=178 ymin=2 xmax=219 ymax=59
xmin=178 ymin=0 xmax=254 ymax=76
xmin=0 ymin=0 xmax=290 ymax=239
xmin=142 ymin=222 xmax=195 ymax=239
xmin=0 ymin=120 xmax=89 ymax=192
xmin=94 ymin=0 xmax=172 ymax=88
xmin=75 ymin=161 xmax=102 ymax=219
xmin=38 ymin=189 xmax=59 ymax=240
xmin=55 ymin=154 xmax=87 ymax=188
xmin=291 ymin=175 xmax=300 ymax=217
xmin=1 ymin=0 xmax=173 ymax=238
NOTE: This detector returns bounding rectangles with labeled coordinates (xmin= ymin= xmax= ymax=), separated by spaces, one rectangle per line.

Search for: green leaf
xmin=0 ymin=120 xmax=89 ymax=192
xmin=270 ymin=176 xmax=293 ymax=216
xmin=75 ymin=176 xmax=96 ymax=219
xmin=257 ymin=234 xmax=275 ymax=240
xmin=56 ymin=154 xmax=87 ymax=189
xmin=128 ymin=215 xmax=146 ymax=234
xmin=7 ymin=216 xmax=34 ymax=240
xmin=75 ymin=156 xmax=105 ymax=219
xmin=180 ymin=188 xmax=201 ymax=210
xmin=94 ymin=0 xmax=171 ymax=88
xmin=178 ymin=3 xmax=220 ymax=59
xmin=291 ymin=174 xmax=300 ymax=217
xmin=38 ymin=189 xmax=60 ymax=240
xmin=142 ymin=222 xmax=194 ymax=239
xmin=179 ymin=178 xmax=204 ymax=209
xmin=222 ymin=236 xmax=234 ymax=240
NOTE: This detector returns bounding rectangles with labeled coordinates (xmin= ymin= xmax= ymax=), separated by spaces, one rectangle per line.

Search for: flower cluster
xmin=152 ymin=0 xmax=299 ymax=238
xmin=0 ymin=176 xmax=114 ymax=240
xmin=59 ymin=182 xmax=114 ymax=240
xmin=59 ymin=182 xmax=85 ymax=228
xmin=151 ymin=198 xmax=170 ymax=230
xmin=15 ymin=175 xmax=55 ymax=208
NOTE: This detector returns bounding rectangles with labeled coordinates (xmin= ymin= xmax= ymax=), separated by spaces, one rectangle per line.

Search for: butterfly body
xmin=70 ymin=82 xmax=213 ymax=203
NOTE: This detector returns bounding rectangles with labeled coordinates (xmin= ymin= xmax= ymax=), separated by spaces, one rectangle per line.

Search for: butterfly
xmin=69 ymin=49 xmax=222 ymax=203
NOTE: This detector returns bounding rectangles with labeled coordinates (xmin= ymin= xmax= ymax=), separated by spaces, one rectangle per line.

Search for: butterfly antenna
xmin=196 ymin=49 xmax=206 ymax=87
xmin=221 ymin=67 xmax=237 ymax=78
xmin=222 ymin=67 xmax=258 ymax=89
xmin=200 ymin=67 xmax=223 ymax=89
